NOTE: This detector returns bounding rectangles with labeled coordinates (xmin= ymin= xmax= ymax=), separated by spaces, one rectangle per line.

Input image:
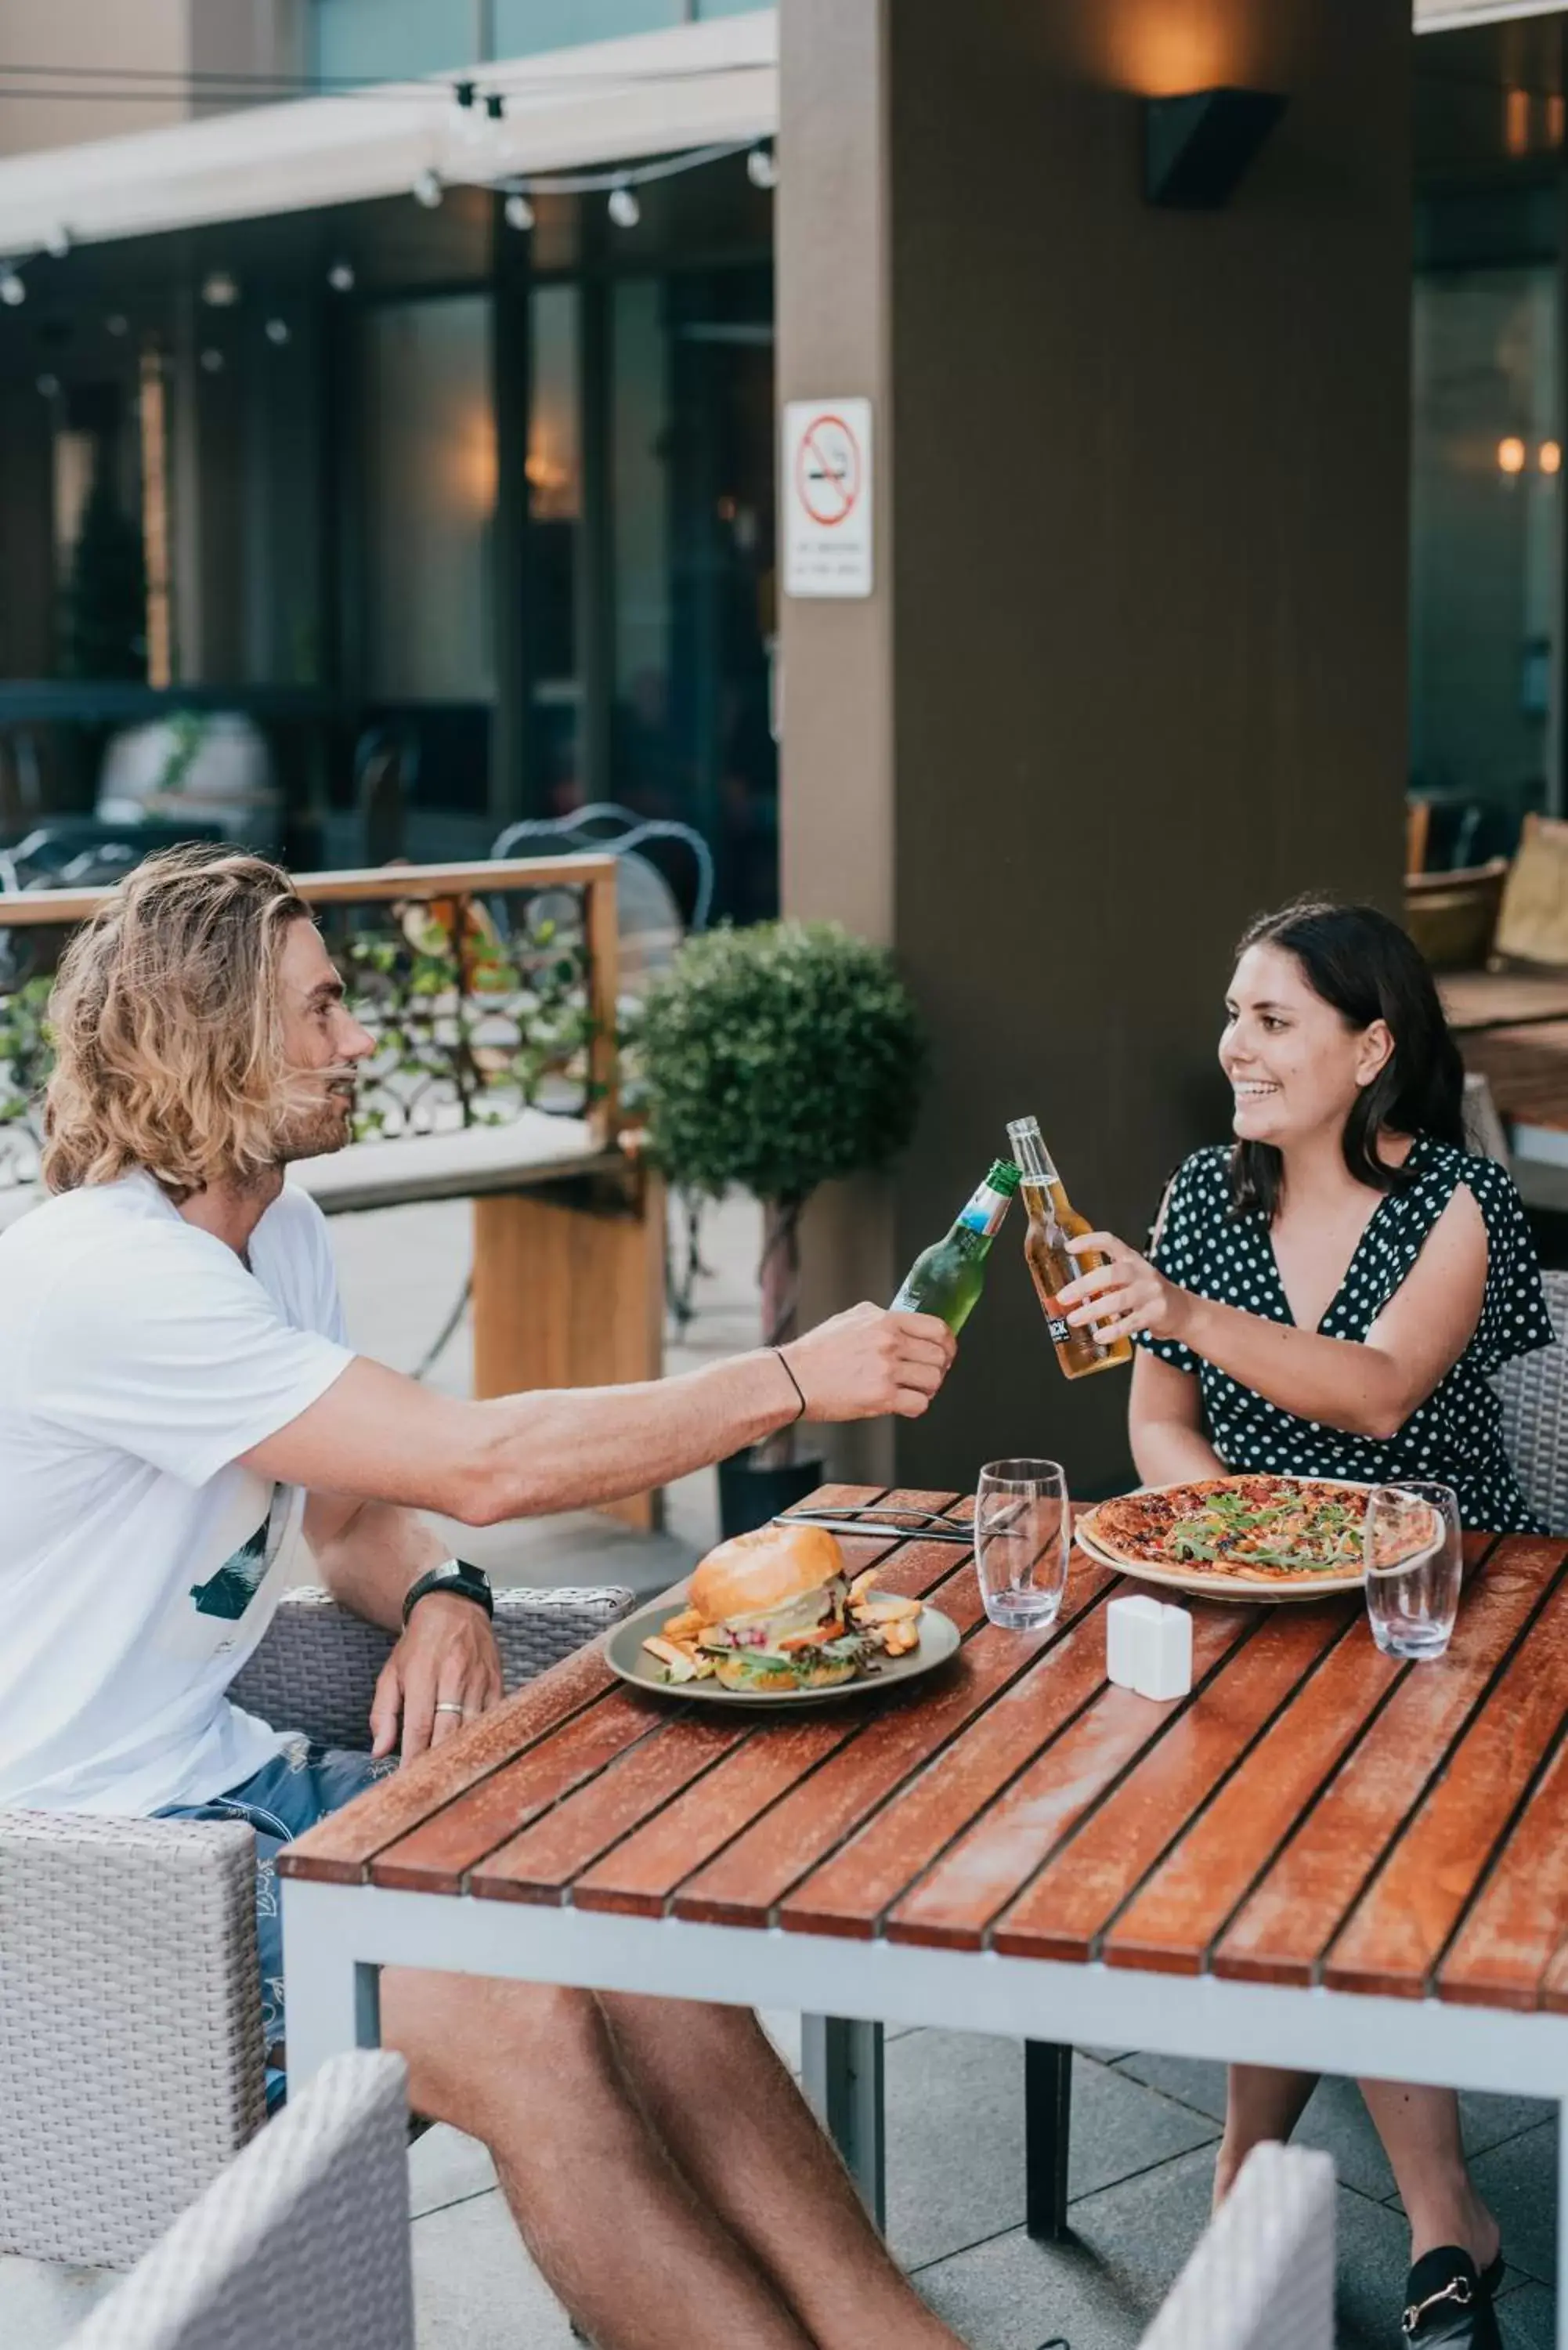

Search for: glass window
xmin=312 ymin=0 xmax=476 ymax=85
xmin=528 ymin=282 xmax=583 ymax=809
xmin=358 ymin=295 xmax=495 ymax=701
xmin=694 ymin=0 xmax=773 ymax=14
xmin=612 ymin=277 xmax=673 ymax=808
xmin=492 ymin=1 xmax=678 ymax=57
xmin=1411 ymin=260 xmax=1560 ymax=859
xmin=609 ymin=267 xmax=776 ymax=920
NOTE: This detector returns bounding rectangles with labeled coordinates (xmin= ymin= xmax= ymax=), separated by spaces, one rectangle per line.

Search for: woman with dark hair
xmin=1057 ymin=898 xmax=1552 ymax=2348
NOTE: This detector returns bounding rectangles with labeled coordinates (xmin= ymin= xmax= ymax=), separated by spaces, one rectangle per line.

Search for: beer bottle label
xmin=1047 ymin=1314 xmax=1070 ymax=1345
xmin=957 ymin=1181 xmax=1012 ymax=1239
xmin=890 ymin=1280 xmax=921 ymax=1311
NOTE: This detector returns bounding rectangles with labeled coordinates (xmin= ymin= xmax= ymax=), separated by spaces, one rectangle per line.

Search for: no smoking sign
xmin=783 ymin=396 xmax=873 ymax=598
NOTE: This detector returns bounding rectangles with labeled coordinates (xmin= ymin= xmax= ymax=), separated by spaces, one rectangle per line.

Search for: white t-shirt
xmin=0 ymin=1173 xmax=353 ymax=1817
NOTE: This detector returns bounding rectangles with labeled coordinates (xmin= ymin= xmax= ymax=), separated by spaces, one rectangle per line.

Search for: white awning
xmin=1415 ymin=1 xmax=1566 ymax=28
xmin=0 ymin=12 xmax=777 ymax=257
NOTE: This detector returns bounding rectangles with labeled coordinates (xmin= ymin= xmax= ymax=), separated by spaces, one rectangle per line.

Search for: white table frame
xmin=285 ymin=1877 xmax=1568 ymax=2339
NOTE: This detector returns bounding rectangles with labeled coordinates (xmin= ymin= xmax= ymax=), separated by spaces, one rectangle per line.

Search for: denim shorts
xmin=156 ymin=1738 xmax=396 ymax=2113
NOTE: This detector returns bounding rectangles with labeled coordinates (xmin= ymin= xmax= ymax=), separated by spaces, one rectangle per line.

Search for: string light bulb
xmin=327 ymin=260 xmax=356 ymax=291
xmin=106 ymin=313 xmax=128 ymax=336
xmin=746 ymin=146 xmax=778 ymax=190
xmin=0 ymin=269 xmax=26 ymax=307
xmin=504 ymin=192 xmax=535 ymax=232
xmin=1498 ymin=436 xmax=1527 ymax=475
xmin=201 ymin=270 xmax=239 ymax=308
xmin=45 ymin=225 xmax=71 ymax=259
xmin=413 ymin=168 xmax=443 ymax=209
xmin=1541 ymin=440 xmax=1563 ymax=475
xmin=264 ymin=317 xmax=291 ymax=346
xmin=200 ymin=347 xmax=225 ymax=374
xmin=608 ymin=183 xmax=641 ymax=228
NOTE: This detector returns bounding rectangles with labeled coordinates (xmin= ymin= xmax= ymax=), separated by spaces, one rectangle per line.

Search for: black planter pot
xmin=717 ymin=1450 xmax=826 ymax=1540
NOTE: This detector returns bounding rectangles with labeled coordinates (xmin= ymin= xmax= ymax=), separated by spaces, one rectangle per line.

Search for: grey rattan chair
xmin=0 ymin=1582 xmax=632 ymax=2271
xmin=1498 ymin=1264 xmax=1568 ymax=1535
xmin=65 ymin=2052 xmax=413 ymax=2350
xmin=1139 ymin=2142 xmax=1335 ymax=2350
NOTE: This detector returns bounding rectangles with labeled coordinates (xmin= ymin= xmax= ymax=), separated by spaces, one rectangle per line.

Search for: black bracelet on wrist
xmin=772 ymin=1347 xmax=808 ymax=1423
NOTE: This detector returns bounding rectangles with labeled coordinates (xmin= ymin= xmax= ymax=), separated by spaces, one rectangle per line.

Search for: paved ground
xmin=4 ymin=1192 xmax=1559 ymax=2347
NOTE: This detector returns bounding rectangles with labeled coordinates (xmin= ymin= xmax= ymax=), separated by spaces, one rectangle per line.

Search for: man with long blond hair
xmin=0 ymin=848 xmax=971 ymax=2350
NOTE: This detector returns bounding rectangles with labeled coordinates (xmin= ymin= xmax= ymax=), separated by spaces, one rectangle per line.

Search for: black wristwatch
xmin=402 ymin=1558 xmax=494 ymax=1629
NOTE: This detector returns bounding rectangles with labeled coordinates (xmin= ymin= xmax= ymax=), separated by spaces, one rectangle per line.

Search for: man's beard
xmin=273 ymin=1077 xmax=357 ymax=1165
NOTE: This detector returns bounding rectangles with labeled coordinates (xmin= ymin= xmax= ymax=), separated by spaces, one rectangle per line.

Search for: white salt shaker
xmin=1106 ymin=1594 xmax=1193 ymax=1701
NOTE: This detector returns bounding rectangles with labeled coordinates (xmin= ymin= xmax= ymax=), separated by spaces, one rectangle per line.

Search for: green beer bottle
xmin=890 ymin=1159 xmax=1021 ymax=1333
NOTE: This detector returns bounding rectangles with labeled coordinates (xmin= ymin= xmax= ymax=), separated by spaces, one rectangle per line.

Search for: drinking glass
xmin=1363 ymin=1481 xmax=1462 ymax=1659
xmin=975 ymin=1459 xmax=1071 ymax=1631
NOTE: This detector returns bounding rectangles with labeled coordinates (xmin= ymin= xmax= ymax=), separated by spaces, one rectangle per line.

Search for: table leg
xmin=281 ymin=1882 xmax=383 ymax=2089
xmin=801 ymin=2016 xmax=886 ymax=2229
xmin=1024 ymin=2041 xmax=1074 ymax=2242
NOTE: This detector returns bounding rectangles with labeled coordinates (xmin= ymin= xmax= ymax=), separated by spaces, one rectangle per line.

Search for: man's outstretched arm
xmin=242 ymin=1302 xmax=954 ymax=1524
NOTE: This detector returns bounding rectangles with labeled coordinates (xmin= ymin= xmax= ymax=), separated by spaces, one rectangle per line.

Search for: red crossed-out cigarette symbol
xmin=797 ymin=414 xmax=861 ymax=527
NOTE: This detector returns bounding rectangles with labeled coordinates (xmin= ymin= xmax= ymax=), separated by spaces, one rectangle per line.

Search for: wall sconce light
xmin=1143 ymin=87 xmax=1287 ymax=209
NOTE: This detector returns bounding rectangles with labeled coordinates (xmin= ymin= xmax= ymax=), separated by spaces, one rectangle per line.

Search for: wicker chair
xmin=63 ymin=2052 xmax=414 ymax=2350
xmin=1138 ymin=2142 xmax=1335 ymax=2350
xmin=1498 ymin=1264 xmax=1568 ymax=1535
xmin=0 ymin=1582 xmax=633 ymax=2271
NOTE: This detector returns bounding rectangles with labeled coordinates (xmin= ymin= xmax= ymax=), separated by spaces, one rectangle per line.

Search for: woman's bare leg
xmin=1215 ymin=2063 xmax=1320 ymax=2204
xmin=600 ymin=1994 xmax=968 ymax=2350
xmin=1357 ymin=2080 xmax=1500 ymax=2267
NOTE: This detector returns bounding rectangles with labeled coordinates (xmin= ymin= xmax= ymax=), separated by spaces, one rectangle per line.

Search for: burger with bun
xmin=686 ymin=1522 xmax=865 ymax=1691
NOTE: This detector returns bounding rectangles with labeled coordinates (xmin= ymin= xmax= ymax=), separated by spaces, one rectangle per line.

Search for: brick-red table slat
xmin=989 ymin=1599 xmax=1349 ymax=1965
xmin=1212 ymin=1538 xmax=1561 ymax=1987
xmin=1324 ymin=1556 xmax=1568 ymax=1998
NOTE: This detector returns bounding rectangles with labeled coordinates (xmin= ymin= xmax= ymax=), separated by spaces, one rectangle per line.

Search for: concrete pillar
xmin=779 ymin=0 xmax=1411 ymax=1496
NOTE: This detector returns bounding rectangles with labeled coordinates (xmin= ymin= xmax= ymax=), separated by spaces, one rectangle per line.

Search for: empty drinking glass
xmin=975 ymin=1459 xmax=1071 ymax=1631
xmin=1364 ymin=1481 xmax=1462 ymax=1659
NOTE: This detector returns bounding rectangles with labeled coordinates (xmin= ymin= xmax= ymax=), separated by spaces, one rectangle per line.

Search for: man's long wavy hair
xmin=42 ymin=846 xmax=313 ymax=1199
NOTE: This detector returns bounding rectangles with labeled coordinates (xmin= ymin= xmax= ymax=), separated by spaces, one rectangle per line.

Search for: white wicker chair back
xmin=65 ymin=2052 xmax=413 ymax=2350
xmin=1138 ymin=2142 xmax=1335 ymax=2350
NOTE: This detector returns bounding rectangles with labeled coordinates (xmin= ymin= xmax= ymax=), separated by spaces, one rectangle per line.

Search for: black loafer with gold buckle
xmin=1400 ymin=2248 xmax=1504 ymax=2347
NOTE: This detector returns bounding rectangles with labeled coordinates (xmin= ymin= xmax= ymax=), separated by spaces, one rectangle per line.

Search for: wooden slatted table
xmin=280 ymin=1488 xmax=1568 ymax=2334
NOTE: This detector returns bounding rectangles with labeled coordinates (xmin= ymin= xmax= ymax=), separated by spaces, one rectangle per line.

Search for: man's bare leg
xmin=380 ymin=1970 xmax=816 ymax=2350
xmin=600 ymin=1993 xmax=968 ymax=2350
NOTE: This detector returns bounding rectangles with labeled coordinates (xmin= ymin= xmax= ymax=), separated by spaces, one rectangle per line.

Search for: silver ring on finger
xmin=433 ymin=1701 xmax=468 ymax=1718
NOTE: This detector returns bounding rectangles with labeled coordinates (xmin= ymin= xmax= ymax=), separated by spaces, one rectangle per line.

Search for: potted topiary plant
xmin=639 ymin=918 xmax=927 ymax=1534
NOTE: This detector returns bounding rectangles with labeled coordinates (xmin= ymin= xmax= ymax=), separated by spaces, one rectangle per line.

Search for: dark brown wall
xmin=780 ymin=0 xmax=1411 ymax=1496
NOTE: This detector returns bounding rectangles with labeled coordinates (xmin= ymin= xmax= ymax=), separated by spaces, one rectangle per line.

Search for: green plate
xmin=605 ymin=1589 xmax=962 ymax=1705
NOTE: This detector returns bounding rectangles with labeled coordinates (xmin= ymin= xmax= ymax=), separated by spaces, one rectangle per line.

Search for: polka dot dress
xmin=1136 ymin=1138 xmax=1555 ymax=1532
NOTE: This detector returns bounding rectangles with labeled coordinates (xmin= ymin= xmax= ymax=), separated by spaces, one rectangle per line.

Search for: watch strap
xmin=402 ymin=1559 xmax=494 ymax=1629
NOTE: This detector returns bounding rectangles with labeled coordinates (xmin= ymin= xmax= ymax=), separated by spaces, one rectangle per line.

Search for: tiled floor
xmin=5 ymin=1194 xmax=1560 ymax=2346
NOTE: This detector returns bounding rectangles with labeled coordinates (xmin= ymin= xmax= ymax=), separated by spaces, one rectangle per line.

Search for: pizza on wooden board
xmin=1079 ymin=1475 xmax=1369 ymax=1585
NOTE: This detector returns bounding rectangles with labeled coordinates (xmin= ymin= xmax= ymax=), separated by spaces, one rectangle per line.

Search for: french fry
xmin=854 ymin=1593 xmax=921 ymax=1625
xmin=849 ymin=1566 xmax=880 ymax=1605
xmin=660 ymin=1607 xmax=703 ymax=1643
xmin=882 ymin=1622 xmax=920 ymax=1656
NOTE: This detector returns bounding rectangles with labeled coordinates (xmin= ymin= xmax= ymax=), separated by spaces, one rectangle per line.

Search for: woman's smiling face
xmin=1220 ymin=942 xmax=1393 ymax=1150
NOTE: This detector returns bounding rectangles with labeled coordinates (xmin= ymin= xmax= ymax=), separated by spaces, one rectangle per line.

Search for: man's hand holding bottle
xmin=779 ymin=1301 xmax=956 ymax=1422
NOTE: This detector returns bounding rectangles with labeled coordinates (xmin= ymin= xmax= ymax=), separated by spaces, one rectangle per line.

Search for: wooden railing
xmin=0 ymin=855 xmax=624 ymax=1171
